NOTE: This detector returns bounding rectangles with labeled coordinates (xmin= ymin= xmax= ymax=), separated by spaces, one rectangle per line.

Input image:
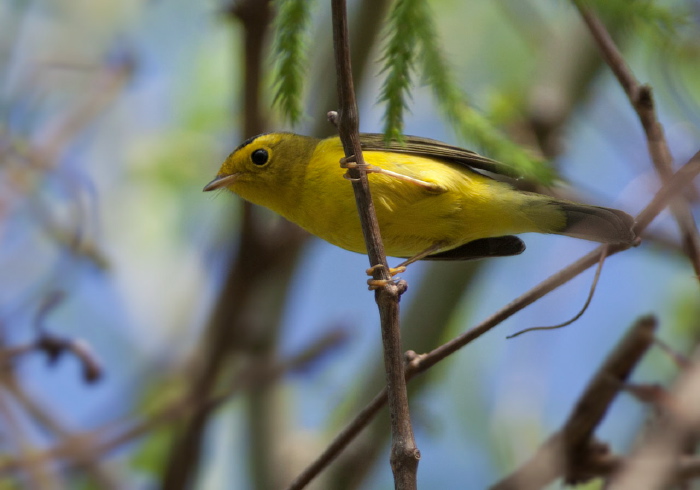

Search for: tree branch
xmin=0 ymin=328 xmax=348 ymax=477
xmin=609 ymin=346 xmax=700 ymax=488
xmin=330 ymin=0 xmax=418 ymax=488
xmin=287 ymin=149 xmax=700 ymax=489
xmin=1 ymin=291 xmax=103 ymax=383
xmin=159 ymin=2 xmax=303 ymax=488
xmin=490 ymin=315 xmax=657 ymax=490
xmin=572 ymin=0 xmax=700 ymax=279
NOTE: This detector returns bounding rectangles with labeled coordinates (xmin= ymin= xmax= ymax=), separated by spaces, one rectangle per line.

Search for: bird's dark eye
xmin=251 ymin=149 xmax=269 ymax=166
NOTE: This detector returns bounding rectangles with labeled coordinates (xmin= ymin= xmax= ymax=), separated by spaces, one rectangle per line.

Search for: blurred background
xmin=1 ymin=0 xmax=699 ymax=488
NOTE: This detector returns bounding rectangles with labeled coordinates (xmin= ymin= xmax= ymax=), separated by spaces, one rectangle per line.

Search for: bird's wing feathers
xmin=423 ymin=236 xmax=526 ymax=260
xmin=359 ymin=133 xmax=522 ymax=179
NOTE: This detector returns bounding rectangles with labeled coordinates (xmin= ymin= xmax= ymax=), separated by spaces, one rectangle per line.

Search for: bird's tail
xmin=555 ymin=201 xmax=636 ymax=245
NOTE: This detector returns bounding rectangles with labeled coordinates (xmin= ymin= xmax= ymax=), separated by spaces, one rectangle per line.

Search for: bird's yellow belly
xmin=294 ymin=150 xmax=538 ymax=258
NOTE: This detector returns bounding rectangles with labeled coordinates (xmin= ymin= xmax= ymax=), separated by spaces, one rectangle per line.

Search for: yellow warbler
xmin=204 ymin=133 xmax=635 ymax=261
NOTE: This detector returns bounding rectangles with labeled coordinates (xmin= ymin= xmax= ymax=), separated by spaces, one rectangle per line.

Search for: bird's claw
xmin=366 ymin=264 xmax=407 ymax=290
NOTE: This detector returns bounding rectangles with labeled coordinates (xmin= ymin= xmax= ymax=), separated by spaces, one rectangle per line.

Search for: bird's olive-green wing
xmin=359 ymin=133 xmax=522 ymax=179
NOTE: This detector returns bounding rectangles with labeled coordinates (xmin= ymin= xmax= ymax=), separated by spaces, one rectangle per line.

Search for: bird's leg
xmin=340 ymin=156 xmax=445 ymax=193
xmin=366 ymin=243 xmax=446 ymax=290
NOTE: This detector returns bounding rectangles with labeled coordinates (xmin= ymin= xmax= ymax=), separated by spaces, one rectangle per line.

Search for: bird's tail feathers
xmin=557 ymin=202 xmax=636 ymax=245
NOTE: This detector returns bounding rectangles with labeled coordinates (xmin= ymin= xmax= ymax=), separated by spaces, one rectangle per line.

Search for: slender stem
xmin=573 ymin=0 xmax=700 ymax=279
xmin=609 ymin=344 xmax=700 ymax=489
xmin=286 ymin=150 xmax=700 ymax=489
xmin=0 ymin=329 xmax=348 ymax=477
xmin=490 ymin=315 xmax=657 ymax=490
xmin=330 ymin=1 xmax=419 ymax=488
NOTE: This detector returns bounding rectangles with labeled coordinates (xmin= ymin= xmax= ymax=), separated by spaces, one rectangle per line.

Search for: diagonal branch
xmin=287 ymin=149 xmax=700 ymax=489
xmin=489 ymin=315 xmax=657 ymax=490
xmin=0 ymin=328 xmax=348 ymax=477
xmin=572 ymin=0 xmax=700 ymax=279
xmin=609 ymin=346 xmax=700 ymax=488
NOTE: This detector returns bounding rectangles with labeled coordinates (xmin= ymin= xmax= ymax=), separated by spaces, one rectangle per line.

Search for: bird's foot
xmin=366 ymin=263 xmax=407 ymax=290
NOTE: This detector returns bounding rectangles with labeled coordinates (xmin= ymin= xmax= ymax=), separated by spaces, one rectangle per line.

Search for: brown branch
xmin=1 ymin=335 xmax=103 ymax=383
xmin=609 ymin=347 xmax=700 ymax=488
xmin=1 ymin=375 xmax=119 ymax=489
xmin=634 ymin=150 xmax=700 ymax=233
xmin=0 ymin=328 xmax=348 ymax=477
xmin=573 ymin=0 xmax=700 ymax=279
xmin=159 ymin=1 xmax=290 ymax=488
xmin=330 ymin=0 xmax=418 ymax=488
xmin=490 ymin=443 xmax=700 ymax=487
xmin=287 ymin=149 xmax=700 ymax=489
xmin=1 ymin=291 xmax=103 ymax=383
xmin=328 ymin=260 xmax=482 ymax=487
xmin=592 ymin=453 xmax=700 ymax=485
xmin=490 ymin=315 xmax=657 ymax=490
xmin=0 ymin=389 xmax=62 ymax=489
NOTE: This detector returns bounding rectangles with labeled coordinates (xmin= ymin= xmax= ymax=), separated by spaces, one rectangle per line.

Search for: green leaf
xmin=377 ymin=0 xmax=553 ymax=183
xmin=378 ymin=0 xmax=425 ymax=143
xmin=271 ymin=0 xmax=315 ymax=124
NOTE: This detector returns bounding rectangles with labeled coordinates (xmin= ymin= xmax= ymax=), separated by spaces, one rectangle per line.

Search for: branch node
xmin=637 ymin=84 xmax=654 ymax=110
xmin=327 ymin=110 xmax=339 ymax=127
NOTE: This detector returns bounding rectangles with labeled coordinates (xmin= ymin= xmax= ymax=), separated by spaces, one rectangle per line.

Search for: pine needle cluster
xmin=271 ymin=0 xmax=315 ymax=125
xmin=269 ymin=0 xmax=686 ymax=183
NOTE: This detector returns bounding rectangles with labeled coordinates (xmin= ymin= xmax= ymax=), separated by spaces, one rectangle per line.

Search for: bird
xmin=204 ymin=132 xmax=636 ymax=270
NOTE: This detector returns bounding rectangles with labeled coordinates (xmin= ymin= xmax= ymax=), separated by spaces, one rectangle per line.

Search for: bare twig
xmin=0 ymin=328 xmax=348 ymax=477
xmin=330 ymin=0 xmax=418 ymax=488
xmin=654 ymin=338 xmax=692 ymax=371
xmin=591 ymin=452 xmax=700 ymax=483
xmin=1 ymin=292 xmax=103 ymax=383
xmin=0 ymin=389 xmax=63 ymax=489
xmin=634 ymin=151 xmax=700 ymax=234
xmin=490 ymin=315 xmax=657 ymax=490
xmin=288 ymin=150 xmax=700 ymax=489
xmin=506 ymin=245 xmax=608 ymax=338
xmin=1 ymin=336 xmax=102 ymax=383
xmin=609 ymin=347 xmax=700 ymax=489
xmin=573 ymin=0 xmax=700 ymax=279
xmin=328 ymin=260 xmax=482 ymax=488
xmin=465 ymin=445 xmax=700 ymax=485
xmin=1 ymin=376 xmax=118 ymax=489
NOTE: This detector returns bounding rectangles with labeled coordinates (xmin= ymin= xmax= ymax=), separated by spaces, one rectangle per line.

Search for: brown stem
xmin=0 ymin=389 xmax=61 ymax=489
xmin=1 ymin=375 xmax=118 ymax=489
xmin=287 ymin=149 xmax=700 ymax=489
xmin=330 ymin=0 xmax=418 ymax=488
xmin=490 ymin=315 xmax=657 ymax=490
xmin=0 ymin=328 xmax=348 ymax=477
xmin=159 ymin=2 xmax=290 ymax=489
xmin=573 ymin=0 xmax=700 ymax=279
xmin=609 ymin=347 xmax=700 ymax=488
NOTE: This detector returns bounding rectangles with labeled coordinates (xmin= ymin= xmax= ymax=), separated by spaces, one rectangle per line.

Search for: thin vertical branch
xmin=287 ymin=150 xmax=700 ymax=489
xmin=572 ymin=1 xmax=700 ymax=279
xmin=160 ymin=1 xmax=308 ymax=489
xmin=330 ymin=1 xmax=419 ymax=488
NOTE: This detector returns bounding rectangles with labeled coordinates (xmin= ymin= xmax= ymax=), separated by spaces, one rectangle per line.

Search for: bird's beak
xmin=203 ymin=174 xmax=237 ymax=192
